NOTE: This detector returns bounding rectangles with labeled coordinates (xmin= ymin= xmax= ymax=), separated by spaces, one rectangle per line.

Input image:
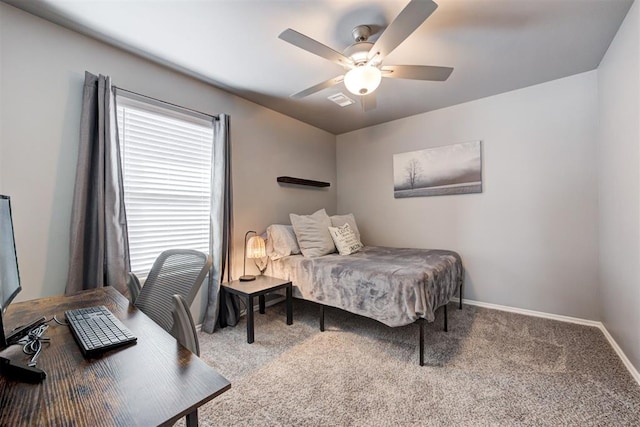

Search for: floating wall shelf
xmin=277 ymin=176 xmax=330 ymax=188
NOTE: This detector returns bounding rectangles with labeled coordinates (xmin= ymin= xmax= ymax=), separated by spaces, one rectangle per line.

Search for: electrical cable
xmin=53 ymin=315 xmax=69 ymax=326
xmin=18 ymin=324 xmax=50 ymax=367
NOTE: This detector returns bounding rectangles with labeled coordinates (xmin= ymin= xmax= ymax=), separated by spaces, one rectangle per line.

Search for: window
xmin=116 ymin=94 xmax=213 ymax=278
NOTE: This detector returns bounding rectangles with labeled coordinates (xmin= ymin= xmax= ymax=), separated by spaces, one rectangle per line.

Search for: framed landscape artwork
xmin=393 ymin=141 xmax=483 ymax=198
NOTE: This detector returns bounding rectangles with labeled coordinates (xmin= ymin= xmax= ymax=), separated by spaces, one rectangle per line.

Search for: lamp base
xmin=239 ymin=275 xmax=256 ymax=282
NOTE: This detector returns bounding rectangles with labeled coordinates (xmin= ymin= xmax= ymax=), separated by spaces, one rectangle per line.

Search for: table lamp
xmin=240 ymin=231 xmax=266 ymax=281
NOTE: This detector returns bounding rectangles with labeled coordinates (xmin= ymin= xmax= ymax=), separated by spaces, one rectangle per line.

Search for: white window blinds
xmin=116 ymin=95 xmax=213 ymax=277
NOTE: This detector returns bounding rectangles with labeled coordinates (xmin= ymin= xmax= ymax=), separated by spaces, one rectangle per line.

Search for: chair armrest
xmin=127 ymin=272 xmax=141 ymax=304
xmin=171 ymin=294 xmax=200 ymax=356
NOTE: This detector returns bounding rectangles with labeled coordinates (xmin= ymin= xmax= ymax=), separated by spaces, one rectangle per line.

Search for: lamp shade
xmin=344 ymin=66 xmax=382 ymax=96
xmin=246 ymin=236 xmax=266 ymax=259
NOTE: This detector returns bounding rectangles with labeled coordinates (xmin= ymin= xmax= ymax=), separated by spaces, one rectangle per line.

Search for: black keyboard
xmin=65 ymin=306 xmax=137 ymax=357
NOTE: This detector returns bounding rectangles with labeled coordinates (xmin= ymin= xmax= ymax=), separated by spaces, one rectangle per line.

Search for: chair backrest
xmin=172 ymin=294 xmax=200 ymax=355
xmin=134 ymin=249 xmax=212 ymax=333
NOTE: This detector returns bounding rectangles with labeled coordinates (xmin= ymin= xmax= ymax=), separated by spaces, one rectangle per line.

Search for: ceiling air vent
xmin=327 ymin=93 xmax=355 ymax=107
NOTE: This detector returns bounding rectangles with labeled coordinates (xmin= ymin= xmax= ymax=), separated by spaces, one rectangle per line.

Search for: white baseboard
xmin=597 ymin=324 xmax=640 ymax=385
xmin=452 ymin=297 xmax=640 ymax=385
xmin=450 ymin=297 xmax=601 ymax=326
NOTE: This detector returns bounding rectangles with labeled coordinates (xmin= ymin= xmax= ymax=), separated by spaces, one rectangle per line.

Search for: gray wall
xmin=597 ymin=0 xmax=640 ymax=372
xmin=337 ymin=71 xmax=600 ymax=320
xmin=0 ymin=4 xmax=336 ymax=316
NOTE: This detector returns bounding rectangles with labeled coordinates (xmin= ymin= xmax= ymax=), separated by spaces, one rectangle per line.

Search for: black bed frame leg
xmin=443 ymin=304 xmax=448 ymax=332
xmin=320 ymin=305 xmax=325 ymax=332
xmin=459 ymin=282 xmax=463 ymax=310
xmin=419 ymin=319 xmax=425 ymax=366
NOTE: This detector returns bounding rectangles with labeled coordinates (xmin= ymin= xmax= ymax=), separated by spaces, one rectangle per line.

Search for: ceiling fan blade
xmin=382 ymin=65 xmax=453 ymax=81
xmin=279 ymin=29 xmax=353 ymax=68
xmin=290 ymin=75 xmax=345 ymax=99
xmin=368 ymin=0 xmax=438 ymax=62
xmin=361 ymin=92 xmax=377 ymax=112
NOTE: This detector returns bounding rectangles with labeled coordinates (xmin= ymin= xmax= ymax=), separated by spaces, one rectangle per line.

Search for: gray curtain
xmin=66 ymin=71 xmax=130 ymax=295
xmin=202 ymin=114 xmax=238 ymax=333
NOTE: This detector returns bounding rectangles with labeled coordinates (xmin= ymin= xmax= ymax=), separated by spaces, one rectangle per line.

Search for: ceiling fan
xmin=279 ymin=0 xmax=453 ymax=110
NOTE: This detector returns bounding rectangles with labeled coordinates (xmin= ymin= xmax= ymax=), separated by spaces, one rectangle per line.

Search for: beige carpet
xmin=193 ymin=300 xmax=640 ymax=426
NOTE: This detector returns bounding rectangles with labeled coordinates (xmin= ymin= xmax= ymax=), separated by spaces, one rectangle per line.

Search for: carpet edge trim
xmin=597 ymin=323 xmax=640 ymax=386
xmin=449 ymin=297 xmax=600 ymax=326
xmin=451 ymin=297 xmax=640 ymax=386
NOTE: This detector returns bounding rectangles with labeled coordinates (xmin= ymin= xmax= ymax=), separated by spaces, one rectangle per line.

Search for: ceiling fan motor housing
xmin=343 ymin=41 xmax=375 ymax=66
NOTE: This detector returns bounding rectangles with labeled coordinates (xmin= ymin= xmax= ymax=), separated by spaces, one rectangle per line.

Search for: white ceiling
xmin=6 ymin=0 xmax=633 ymax=135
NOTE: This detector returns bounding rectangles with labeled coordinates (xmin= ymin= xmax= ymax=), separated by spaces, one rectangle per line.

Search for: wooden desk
xmin=0 ymin=286 xmax=230 ymax=426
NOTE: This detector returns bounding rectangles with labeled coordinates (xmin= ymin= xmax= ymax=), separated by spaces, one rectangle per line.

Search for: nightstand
xmin=221 ymin=276 xmax=293 ymax=343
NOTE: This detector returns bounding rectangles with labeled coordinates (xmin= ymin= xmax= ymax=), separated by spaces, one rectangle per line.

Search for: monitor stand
xmin=0 ymin=314 xmax=47 ymax=383
xmin=2 ymin=316 xmax=46 ymax=346
xmin=0 ymin=356 xmax=46 ymax=383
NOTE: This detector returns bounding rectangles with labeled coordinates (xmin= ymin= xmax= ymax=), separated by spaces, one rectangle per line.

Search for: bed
xmin=267 ymin=245 xmax=463 ymax=327
xmin=265 ymin=237 xmax=464 ymax=365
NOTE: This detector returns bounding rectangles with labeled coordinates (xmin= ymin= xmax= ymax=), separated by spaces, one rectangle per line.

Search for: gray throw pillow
xmin=290 ymin=209 xmax=336 ymax=258
xmin=265 ymin=224 xmax=300 ymax=260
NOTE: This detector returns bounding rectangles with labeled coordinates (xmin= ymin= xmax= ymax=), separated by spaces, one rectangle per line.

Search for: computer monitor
xmin=0 ymin=195 xmax=22 ymax=348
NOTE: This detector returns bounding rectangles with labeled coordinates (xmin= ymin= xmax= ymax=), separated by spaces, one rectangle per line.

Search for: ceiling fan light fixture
xmin=344 ymin=66 xmax=382 ymax=96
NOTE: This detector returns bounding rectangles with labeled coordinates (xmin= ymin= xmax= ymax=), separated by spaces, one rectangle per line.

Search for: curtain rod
xmin=113 ymin=86 xmax=219 ymax=120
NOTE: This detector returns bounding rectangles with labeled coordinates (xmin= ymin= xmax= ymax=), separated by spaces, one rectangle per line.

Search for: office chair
xmin=127 ymin=249 xmax=212 ymax=356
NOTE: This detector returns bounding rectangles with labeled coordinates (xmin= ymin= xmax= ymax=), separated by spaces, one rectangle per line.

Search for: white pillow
xmin=330 ymin=213 xmax=361 ymax=243
xmin=266 ymin=225 xmax=300 ymax=260
xmin=290 ymin=209 xmax=336 ymax=258
xmin=328 ymin=223 xmax=363 ymax=255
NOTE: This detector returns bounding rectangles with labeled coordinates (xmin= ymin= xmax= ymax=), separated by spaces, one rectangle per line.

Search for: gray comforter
xmin=266 ymin=246 xmax=464 ymax=327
